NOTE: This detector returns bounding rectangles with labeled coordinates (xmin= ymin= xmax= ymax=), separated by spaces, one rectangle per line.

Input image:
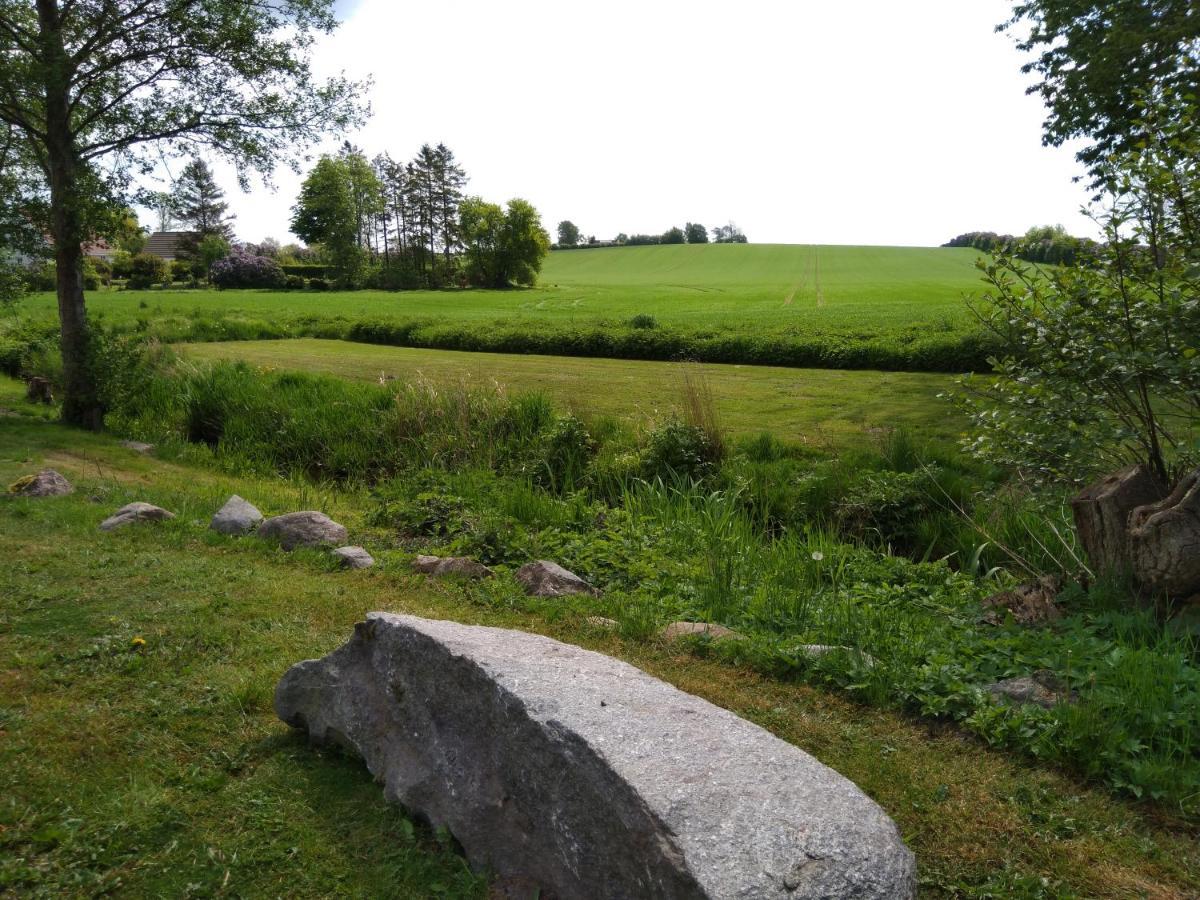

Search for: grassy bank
xmin=2 ymin=405 xmax=1198 ymax=897
xmin=179 ymin=338 xmax=962 ymax=446
xmin=14 ymin=244 xmax=995 ymax=372
xmin=53 ymin=357 xmax=1196 ymax=816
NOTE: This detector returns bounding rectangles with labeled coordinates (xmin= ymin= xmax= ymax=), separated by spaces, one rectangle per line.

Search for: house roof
xmin=144 ymin=231 xmax=197 ymax=259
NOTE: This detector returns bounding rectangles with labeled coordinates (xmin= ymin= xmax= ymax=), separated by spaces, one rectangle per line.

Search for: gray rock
xmin=99 ymin=501 xmax=175 ymax=531
xmin=985 ymin=670 xmax=1076 ymax=709
xmin=9 ymin=469 xmax=72 ymax=497
xmin=119 ymin=440 xmax=155 ymax=454
xmin=276 ymin=614 xmax=915 ymax=899
xmin=332 ymin=545 xmax=375 ymax=569
xmin=210 ymin=494 xmax=264 ymax=536
xmin=515 ymin=560 xmax=598 ymax=597
xmin=258 ymin=510 xmax=347 ymax=550
xmin=585 ymin=615 xmax=619 ymax=630
xmin=411 ymin=554 xmax=494 ymax=579
xmin=794 ymin=644 xmax=877 ymax=667
xmin=662 ymin=621 xmax=741 ymax=641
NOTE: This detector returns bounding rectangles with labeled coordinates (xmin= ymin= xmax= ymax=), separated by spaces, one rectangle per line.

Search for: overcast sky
xmin=185 ymin=0 xmax=1098 ymax=248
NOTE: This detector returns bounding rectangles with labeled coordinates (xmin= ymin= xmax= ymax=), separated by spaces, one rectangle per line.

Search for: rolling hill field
xmin=16 ymin=244 xmax=993 ymax=371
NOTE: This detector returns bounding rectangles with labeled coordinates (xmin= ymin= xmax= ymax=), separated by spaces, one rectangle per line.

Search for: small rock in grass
xmin=100 ymin=501 xmax=175 ymax=531
xmin=258 ymin=511 xmax=347 ymax=550
xmin=332 ymin=546 xmax=375 ymax=569
xmin=515 ymin=560 xmax=599 ymax=597
xmin=980 ymin=575 xmax=1062 ymax=626
xmin=586 ymin=616 xmax=619 ymax=630
xmin=794 ymin=644 xmax=877 ymax=667
xmin=985 ymin=670 xmax=1076 ymax=709
xmin=9 ymin=469 xmax=72 ymax=497
xmin=412 ymin=554 xmax=494 ymax=579
xmin=661 ymin=621 xmax=741 ymax=641
xmin=210 ymin=494 xmax=264 ymax=536
xmin=119 ymin=439 xmax=155 ymax=454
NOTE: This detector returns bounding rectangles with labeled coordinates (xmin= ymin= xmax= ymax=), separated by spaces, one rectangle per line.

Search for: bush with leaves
xmin=641 ymin=418 xmax=723 ymax=482
xmin=210 ymin=247 xmax=286 ymax=289
xmin=950 ymin=102 xmax=1200 ymax=487
xmin=0 ymin=259 xmax=24 ymax=312
xmin=127 ymin=253 xmax=168 ymax=290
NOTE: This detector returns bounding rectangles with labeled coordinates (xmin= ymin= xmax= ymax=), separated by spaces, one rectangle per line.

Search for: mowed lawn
xmin=180 ymin=339 xmax=963 ymax=446
xmin=19 ymin=243 xmax=987 ymax=334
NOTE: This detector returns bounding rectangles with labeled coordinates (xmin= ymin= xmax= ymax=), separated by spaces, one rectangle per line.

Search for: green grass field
xmin=16 ymin=244 xmax=993 ymax=371
xmin=3 ymin=397 xmax=1199 ymax=898
xmin=180 ymin=339 xmax=962 ymax=447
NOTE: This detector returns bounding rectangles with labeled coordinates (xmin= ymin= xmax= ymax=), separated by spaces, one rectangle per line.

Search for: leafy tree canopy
xmin=951 ymin=101 xmax=1200 ymax=486
xmin=557 ymin=220 xmax=580 ymax=247
xmin=0 ymin=0 xmax=366 ymax=426
xmin=1001 ymin=0 xmax=1200 ymax=178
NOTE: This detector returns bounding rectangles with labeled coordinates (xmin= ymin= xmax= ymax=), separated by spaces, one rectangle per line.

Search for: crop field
xmin=180 ymin=339 xmax=962 ymax=447
xmin=17 ymin=244 xmax=993 ymax=371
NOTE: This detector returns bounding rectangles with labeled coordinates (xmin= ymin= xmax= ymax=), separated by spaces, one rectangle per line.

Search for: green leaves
xmin=950 ymin=99 xmax=1200 ymax=485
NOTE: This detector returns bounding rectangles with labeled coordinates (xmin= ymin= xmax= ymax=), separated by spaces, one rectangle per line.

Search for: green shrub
xmin=24 ymin=261 xmax=57 ymax=292
xmin=307 ymin=277 xmax=329 ymax=291
xmin=628 ymin=314 xmax=658 ymax=329
xmin=834 ymin=468 xmax=941 ymax=550
xmin=535 ymin=415 xmax=596 ymax=492
xmin=285 ymin=275 xmax=305 ymax=290
xmin=641 ymin=418 xmax=722 ymax=482
xmin=127 ymin=253 xmax=168 ymax=290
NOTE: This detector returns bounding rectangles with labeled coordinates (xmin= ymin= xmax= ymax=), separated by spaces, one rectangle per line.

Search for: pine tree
xmin=433 ymin=143 xmax=467 ymax=269
xmin=171 ymin=159 xmax=234 ymax=238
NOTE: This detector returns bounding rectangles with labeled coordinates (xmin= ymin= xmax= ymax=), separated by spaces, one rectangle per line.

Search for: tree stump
xmin=1128 ymin=468 xmax=1200 ymax=598
xmin=1070 ymin=464 xmax=1164 ymax=576
xmin=25 ymin=376 xmax=53 ymax=405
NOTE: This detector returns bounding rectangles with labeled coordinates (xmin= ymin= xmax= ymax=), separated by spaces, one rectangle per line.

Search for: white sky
xmin=186 ymin=0 xmax=1099 ymax=248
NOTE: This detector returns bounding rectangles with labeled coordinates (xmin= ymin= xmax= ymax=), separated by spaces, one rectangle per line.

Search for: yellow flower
xmin=131 ymin=636 xmax=146 ymax=648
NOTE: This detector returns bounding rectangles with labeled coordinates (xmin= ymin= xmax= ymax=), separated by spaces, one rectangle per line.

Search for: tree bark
xmin=1070 ymin=464 xmax=1165 ymax=577
xmin=38 ymin=0 xmax=103 ymax=429
xmin=1128 ymin=468 xmax=1200 ymax=598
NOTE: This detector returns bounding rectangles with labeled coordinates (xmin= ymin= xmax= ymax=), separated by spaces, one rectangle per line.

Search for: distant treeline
xmin=554 ymin=221 xmax=747 ymax=250
xmin=943 ymin=225 xmax=1098 ymax=266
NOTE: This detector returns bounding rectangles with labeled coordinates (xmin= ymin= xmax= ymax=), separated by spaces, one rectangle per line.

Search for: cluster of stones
xmin=217 ymin=500 xmax=370 ymax=568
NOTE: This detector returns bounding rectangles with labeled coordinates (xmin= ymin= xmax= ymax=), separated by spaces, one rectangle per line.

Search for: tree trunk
xmin=1070 ymin=464 xmax=1164 ymax=576
xmin=1128 ymin=468 xmax=1200 ymax=598
xmin=38 ymin=0 xmax=103 ymax=429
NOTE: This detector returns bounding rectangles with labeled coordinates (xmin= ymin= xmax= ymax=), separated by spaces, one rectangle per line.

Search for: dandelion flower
xmin=811 ymin=551 xmax=824 ymax=561
xmin=131 ymin=636 xmax=146 ymax=648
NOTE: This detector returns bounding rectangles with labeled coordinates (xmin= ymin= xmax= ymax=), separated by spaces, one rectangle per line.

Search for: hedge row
xmin=342 ymin=318 xmax=997 ymax=373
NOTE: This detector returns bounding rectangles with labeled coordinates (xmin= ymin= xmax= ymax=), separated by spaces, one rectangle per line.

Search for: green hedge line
xmin=279 ymin=264 xmax=332 ymax=279
xmin=343 ymin=318 xmax=997 ymax=373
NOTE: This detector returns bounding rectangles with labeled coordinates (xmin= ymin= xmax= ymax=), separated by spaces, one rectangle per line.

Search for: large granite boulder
xmin=275 ymin=614 xmax=915 ymax=899
xmin=100 ymin=502 xmax=175 ymax=531
xmin=515 ymin=560 xmax=599 ymax=597
xmin=9 ymin=469 xmax=72 ymax=497
xmin=210 ymin=495 xmax=263 ymax=536
xmin=258 ymin=511 xmax=347 ymax=550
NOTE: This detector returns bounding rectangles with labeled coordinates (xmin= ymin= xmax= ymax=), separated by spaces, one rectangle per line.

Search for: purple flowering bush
xmin=210 ymin=247 xmax=286 ymax=289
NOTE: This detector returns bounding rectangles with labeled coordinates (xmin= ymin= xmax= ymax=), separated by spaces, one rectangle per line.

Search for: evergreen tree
xmin=172 ymin=159 xmax=234 ymax=238
xmin=433 ymin=143 xmax=467 ymax=268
